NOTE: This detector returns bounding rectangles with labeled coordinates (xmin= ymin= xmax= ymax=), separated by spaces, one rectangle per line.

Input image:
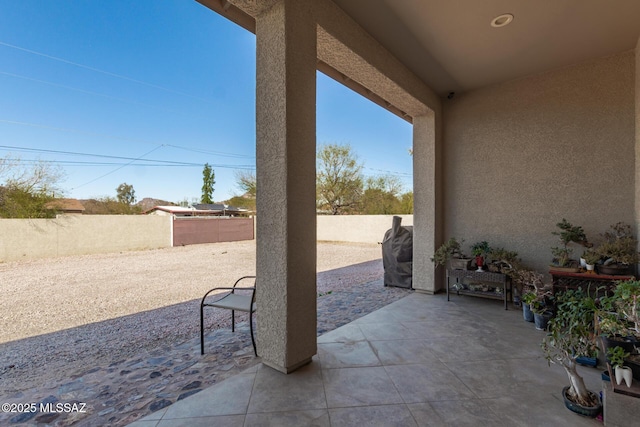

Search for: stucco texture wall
xmin=443 ymin=51 xmax=636 ymax=274
xmin=0 ymin=215 xmax=171 ymax=262
xmin=317 ymin=214 xmax=413 ymax=243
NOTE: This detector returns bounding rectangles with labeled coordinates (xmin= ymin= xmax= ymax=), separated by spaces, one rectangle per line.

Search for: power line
xmin=72 ymin=145 xmax=165 ymax=190
xmin=12 ymin=158 xmax=256 ymax=169
xmin=0 ymin=146 xmax=255 ymax=169
xmin=0 ymin=144 xmax=193 ymax=165
xmin=0 ymin=40 xmax=214 ymax=105
xmin=0 ymin=71 xmax=194 ymax=117
xmin=363 ymin=166 xmax=412 ymax=177
xmin=0 ymin=120 xmax=255 ymax=160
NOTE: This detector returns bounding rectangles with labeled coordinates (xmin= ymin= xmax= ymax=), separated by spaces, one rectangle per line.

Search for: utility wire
xmin=0 ymin=71 xmax=194 ymax=117
xmin=72 ymin=145 xmax=165 ymax=190
xmin=12 ymin=158 xmax=256 ymax=169
xmin=0 ymin=41 xmax=214 ymax=105
xmin=0 ymin=119 xmax=255 ymax=159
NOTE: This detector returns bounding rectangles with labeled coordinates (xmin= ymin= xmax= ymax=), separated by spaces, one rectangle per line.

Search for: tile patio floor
xmin=129 ymin=292 xmax=603 ymax=426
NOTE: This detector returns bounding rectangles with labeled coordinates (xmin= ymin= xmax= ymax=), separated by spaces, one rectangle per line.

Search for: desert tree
xmin=234 ymin=170 xmax=256 ymax=198
xmin=0 ymin=155 xmax=65 ymax=218
xmin=116 ymin=182 xmax=136 ymax=206
xmin=316 ymin=143 xmax=363 ymax=215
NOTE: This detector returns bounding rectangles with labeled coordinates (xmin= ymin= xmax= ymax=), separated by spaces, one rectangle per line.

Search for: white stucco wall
xmin=317 ymin=214 xmax=413 ymax=243
xmin=0 ymin=215 xmax=171 ymax=262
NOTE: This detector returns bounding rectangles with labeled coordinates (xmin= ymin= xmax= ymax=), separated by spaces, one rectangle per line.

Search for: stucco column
xmin=635 ymin=36 xmax=640 ymax=264
xmin=255 ymin=0 xmax=317 ymax=373
xmin=412 ymin=112 xmax=442 ymax=293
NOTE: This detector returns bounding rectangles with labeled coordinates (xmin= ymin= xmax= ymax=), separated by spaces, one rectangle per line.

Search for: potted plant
xmin=470 ymin=241 xmax=491 ymax=272
xmin=596 ymin=222 xmax=638 ymax=275
xmin=487 ymin=247 xmax=520 ymax=274
xmin=431 ymin=238 xmax=471 ymax=270
xmin=607 ymin=346 xmax=633 ymax=387
xmin=610 ymin=279 xmax=640 ymax=337
xmin=550 ymin=219 xmax=591 ymax=272
xmin=511 ymin=269 xmax=547 ymax=324
xmin=522 ymin=291 xmax=536 ymax=322
xmin=532 ymin=296 xmax=554 ymax=331
xmin=542 ymin=288 xmax=602 ymax=417
xmin=581 ymin=250 xmax=600 ymax=273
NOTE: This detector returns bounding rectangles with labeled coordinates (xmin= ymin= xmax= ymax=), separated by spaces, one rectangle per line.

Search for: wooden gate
xmin=173 ymin=217 xmax=254 ymax=246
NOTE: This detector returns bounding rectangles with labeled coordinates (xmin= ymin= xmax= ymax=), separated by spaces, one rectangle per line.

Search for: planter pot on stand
xmin=615 ymin=366 xmax=633 ymax=387
xmin=523 ymin=303 xmax=534 ymax=322
xmin=534 ymin=311 xmax=553 ymax=331
xmin=475 ymin=256 xmax=484 ymax=272
xmin=561 ymin=386 xmax=602 ymax=418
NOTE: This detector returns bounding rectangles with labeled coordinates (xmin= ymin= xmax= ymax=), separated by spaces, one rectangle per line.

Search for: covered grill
xmin=381 ymin=216 xmax=413 ymax=289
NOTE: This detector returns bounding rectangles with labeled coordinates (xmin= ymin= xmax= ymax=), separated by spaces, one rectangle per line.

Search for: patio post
xmin=412 ymin=112 xmax=443 ymax=293
xmin=254 ymin=0 xmax=317 ymax=373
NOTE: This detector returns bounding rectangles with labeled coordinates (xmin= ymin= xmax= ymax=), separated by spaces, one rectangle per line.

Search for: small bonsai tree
xmin=582 ymin=250 xmax=601 ymax=266
xmin=487 ymin=247 xmax=520 ymax=274
xmin=596 ymin=223 xmax=639 ymax=267
xmin=551 ymin=219 xmax=591 ymax=267
xmin=431 ymin=238 xmax=467 ymax=268
xmin=611 ymin=279 xmax=640 ymax=338
xmin=542 ymin=288 xmax=600 ymax=408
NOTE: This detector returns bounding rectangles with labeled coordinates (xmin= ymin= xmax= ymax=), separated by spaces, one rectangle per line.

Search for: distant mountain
xmin=136 ymin=198 xmax=176 ymax=211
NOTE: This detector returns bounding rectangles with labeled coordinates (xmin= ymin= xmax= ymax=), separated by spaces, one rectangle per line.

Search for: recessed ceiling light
xmin=491 ymin=13 xmax=513 ymax=28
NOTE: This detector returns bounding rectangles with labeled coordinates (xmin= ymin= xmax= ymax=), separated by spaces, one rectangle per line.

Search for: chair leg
xmin=200 ymin=304 xmax=205 ymax=355
xmin=249 ymin=310 xmax=257 ymax=357
xmin=231 ymin=310 xmax=235 ymax=332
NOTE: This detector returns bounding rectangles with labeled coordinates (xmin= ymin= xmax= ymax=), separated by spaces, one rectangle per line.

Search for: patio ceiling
xmin=333 ymin=0 xmax=640 ymax=96
xmin=203 ymin=0 xmax=640 ymax=98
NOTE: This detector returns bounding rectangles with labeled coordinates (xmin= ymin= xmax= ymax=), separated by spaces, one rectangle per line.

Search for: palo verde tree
xmin=225 ymin=170 xmax=256 ymax=211
xmin=116 ymin=182 xmax=136 ymax=206
xmin=0 ymin=156 xmax=65 ymax=218
xmin=235 ymin=170 xmax=256 ymax=198
xmin=201 ymin=163 xmax=215 ymax=204
xmin=316 ymin=143 xmax=363 ymax=215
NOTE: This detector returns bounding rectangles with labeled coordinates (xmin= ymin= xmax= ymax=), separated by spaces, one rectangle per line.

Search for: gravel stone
xmin=0 ymin=241 xmax=410 ymax=426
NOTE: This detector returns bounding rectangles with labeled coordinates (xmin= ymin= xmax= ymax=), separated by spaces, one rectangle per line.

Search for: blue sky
xmin=0 ymin=0 xmax=412 ymax=204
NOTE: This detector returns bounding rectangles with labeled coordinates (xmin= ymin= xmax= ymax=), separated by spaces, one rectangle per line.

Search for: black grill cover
xmin=382 ymin=216 xmax=413 ymax=288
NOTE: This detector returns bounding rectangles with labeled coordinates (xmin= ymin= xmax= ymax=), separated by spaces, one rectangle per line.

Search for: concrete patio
xmin=129 ymin=292 xmax=603 ymax=426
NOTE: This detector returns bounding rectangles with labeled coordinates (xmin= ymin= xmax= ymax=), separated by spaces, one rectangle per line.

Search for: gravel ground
xmin=0 ymin=241 xmax=387 ymax=392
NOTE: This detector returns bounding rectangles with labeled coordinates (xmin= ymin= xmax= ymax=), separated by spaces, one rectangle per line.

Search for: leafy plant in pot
xmin=607 ymin=346 xmax=633 ymax=387
xmin=512 ymin=269 xmax=544 ymax=323
xmin=531 ymin=296 xmax=554 ymax=331
xmin=600 ymin=279 xmax=640 ymax=379
xmin=598 ymin=280 xmax=640 ymax=348
xmin=470 ymin=241 xmax=491 ymax=272
xmin=581 ymin=250 xmax=600 ymax=273
xmin=521 ymin=291 xmax=536 ymax=322
xmin=542 ymin=288 xmax=602 ymax=417
xmin=550 ymin=219 xmax=591 ymax=272
xmin=596 ymin=222 xmax=638 ymax=275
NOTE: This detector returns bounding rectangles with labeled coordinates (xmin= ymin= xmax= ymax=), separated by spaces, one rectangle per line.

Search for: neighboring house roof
xmin=192 ymin=203 xmax=227 ymax=211
xmin=192 ymin=203 xmax=252 ymax=214
xmin=145 ymin=204 xmax=252 ymax=216
xmin=143 ymin=206 xmax=222 ymax=216
xmin=45 ymin=198 xmax=85 ymax=214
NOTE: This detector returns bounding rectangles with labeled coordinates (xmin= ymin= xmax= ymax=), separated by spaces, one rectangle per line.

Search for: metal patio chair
xmin=200 ymin=275 xmax=257 ymax=356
